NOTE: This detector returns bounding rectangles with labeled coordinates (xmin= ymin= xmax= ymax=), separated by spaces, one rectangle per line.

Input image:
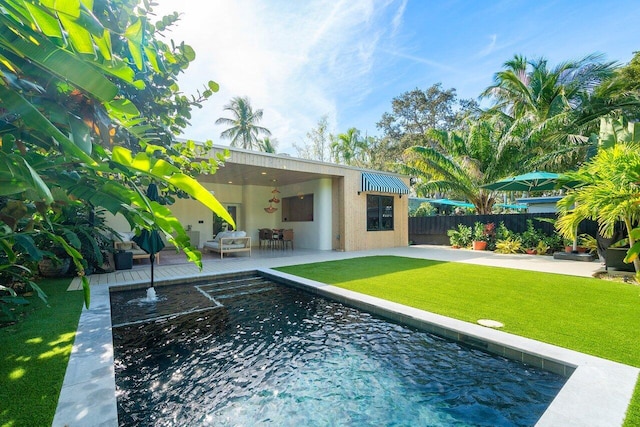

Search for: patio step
xmin=195 ymin=275 xmax=275 ymax=303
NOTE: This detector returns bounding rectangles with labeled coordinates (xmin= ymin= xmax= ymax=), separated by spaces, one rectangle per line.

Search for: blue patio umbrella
xmin=133 ymin=183 xmax=165 ymax=288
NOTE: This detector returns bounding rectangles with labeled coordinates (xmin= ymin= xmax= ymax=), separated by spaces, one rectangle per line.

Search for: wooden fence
xmin=408 ymin=213 xmax=599 ymax=245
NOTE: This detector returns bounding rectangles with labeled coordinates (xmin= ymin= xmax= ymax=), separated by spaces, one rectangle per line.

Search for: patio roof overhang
xmin=196 ymin=161 xmax=333 ymax=187
xmin=195 ymin=146 xmax=341 ymax=187
xmin=194 ymin=145 xmax=410 ymax=189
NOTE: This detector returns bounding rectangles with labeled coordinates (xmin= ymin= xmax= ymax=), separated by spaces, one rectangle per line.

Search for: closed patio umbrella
xmin=133 ymin=183 xmax=165 ymax=289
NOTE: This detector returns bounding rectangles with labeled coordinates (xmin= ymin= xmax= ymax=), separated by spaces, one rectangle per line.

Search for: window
xmin=367 ymin=195 xmax=394 ymax=231
xmin=282 ymin=194 xmax=314 ymax=222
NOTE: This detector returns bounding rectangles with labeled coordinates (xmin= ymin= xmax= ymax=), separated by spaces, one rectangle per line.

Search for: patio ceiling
xmin=196 ymin=162 xmax=335 ymax=187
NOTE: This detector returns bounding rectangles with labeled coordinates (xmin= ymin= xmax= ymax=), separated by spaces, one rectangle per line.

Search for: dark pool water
xmin=111 ymin=275 xmax=566 ymax=426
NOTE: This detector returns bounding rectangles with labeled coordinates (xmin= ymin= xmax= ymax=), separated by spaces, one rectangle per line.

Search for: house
xmin=515 ymin=196 xmax=563 ymax=213
xmin=107 ymin=145 xmax=410 ymax=252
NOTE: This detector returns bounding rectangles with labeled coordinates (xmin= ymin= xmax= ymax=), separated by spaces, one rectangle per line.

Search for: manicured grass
xmin=276 ymin=255 xmax=640 ymax=426
xmin=0 ymin=278 xmax=84 ymax=427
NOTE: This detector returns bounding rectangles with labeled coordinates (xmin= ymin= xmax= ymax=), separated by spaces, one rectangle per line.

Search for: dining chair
xmin=271 ymin=229 xmax=283 ymax=249
xmin=259 ymin=228 xmax=272 ymax=249
xmin=282 ymin=229 xmax=294 ymax=250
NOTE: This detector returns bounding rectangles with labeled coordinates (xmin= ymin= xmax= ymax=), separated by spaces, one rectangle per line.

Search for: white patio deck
xmin=68 ymin=244 xmax=603 ymax=291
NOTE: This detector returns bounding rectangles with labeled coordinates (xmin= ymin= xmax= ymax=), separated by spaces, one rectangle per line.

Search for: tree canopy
xmin=374 ymin=83 xmax=478 ymax=169
xmin=400 ymin=119 xmax=509 ymax=214
xmin=479 ymin=54 xmax=638 ymax=171
xmin=294 ymin=115 xmax=332 ymax=162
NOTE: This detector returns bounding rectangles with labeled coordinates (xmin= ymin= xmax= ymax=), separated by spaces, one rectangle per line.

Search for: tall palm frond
xmin=215 ymin=96 xmax=271 ymax=150
xmin=481 ymin=54 xmax=625 ymax=171
xmin=259 ymin=137 xmax=278 ymax=153
xmin=399 ymin=124 xmax=509 ymax=214
xmin=330 ymin=128 xmax=368 ymax=166
xmin=557 ymin=143 xmax=640 ymax=272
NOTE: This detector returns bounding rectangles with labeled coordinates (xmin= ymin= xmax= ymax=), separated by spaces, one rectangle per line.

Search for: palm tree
xmin=330 ymin=128 xmax=368 ymax=166
xmin=400 ymin=120 xmax=510 ymax=214
xmin=556 ymin=143 xmax=640 ymax=273
xmin=481 ymin=54 xmax=620 ymax=170
xmin=259 ymin=137 xmax=278 ymax=153
xmin=215 ymin=96 xmax=271 ymax=150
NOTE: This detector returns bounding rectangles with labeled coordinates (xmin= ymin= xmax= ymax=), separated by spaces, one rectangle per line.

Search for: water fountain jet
xmin=143 ymin=287 xmax=157 ymax=302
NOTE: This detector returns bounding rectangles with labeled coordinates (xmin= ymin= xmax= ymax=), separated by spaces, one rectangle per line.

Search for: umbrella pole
xmin=150 ymin=254 xmax=155 ymax=288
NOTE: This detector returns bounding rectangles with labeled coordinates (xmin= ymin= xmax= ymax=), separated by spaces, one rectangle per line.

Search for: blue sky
xmin=153 ymin=0 xmax=640 ymax=155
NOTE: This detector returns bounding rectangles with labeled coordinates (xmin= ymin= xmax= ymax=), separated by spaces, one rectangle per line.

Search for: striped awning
xmin=360 ymin=172 xmax=410 ymax=195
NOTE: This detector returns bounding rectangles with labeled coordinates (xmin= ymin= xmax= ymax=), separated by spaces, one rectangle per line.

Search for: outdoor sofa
xmin=203 ymin=230 xmax=252 ymax=259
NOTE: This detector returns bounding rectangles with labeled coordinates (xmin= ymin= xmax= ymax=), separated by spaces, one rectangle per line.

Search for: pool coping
xmin=53 ymin=268 xmax=639 ymax=427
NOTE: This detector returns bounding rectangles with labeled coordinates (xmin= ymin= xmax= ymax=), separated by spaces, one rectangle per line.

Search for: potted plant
xmin=37 ymin=242 xmax=71 ymax=277
xmin=447 ymin=228 xmax=462 ymax=248
xmin=33 ymin=234 xmax=71 ymax=278
xmin=447 ymin=224 xmax=473 ymax=248
xmin=578 ymin=234 xmax=597 ymax=254
xmin=494 ymin=238 xmax=523 ymax=254
xmin=520 ymin=219 xmax=544 ymax=253
xmin=472 ymin=222 xmax=489 ymax=250
xmin=535 ymin=240 xmax=550 ymax=255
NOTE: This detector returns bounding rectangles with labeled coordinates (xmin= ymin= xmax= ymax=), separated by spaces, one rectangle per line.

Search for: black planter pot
xmin=114 ymin=251 xmax=133 ymax=270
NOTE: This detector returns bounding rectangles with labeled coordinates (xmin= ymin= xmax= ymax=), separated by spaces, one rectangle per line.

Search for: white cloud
xmin=151 ymin=0 xmax=404 ymax=154
xmin=477 ymin=34 xmax=497 ymax=58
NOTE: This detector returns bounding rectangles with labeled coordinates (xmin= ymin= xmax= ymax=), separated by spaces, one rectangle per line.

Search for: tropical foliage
xmin=215 ymin=96 xmax=271 ymax=150
xmin=494 ymin=238 xmax=523 ymax=254
xmin=446 ymin=224 xmax=472 ymax=248
xmin=557 ymin=143 xmax=640 ymax=273
xmin=480 ymin=54 xmax=637 ymax=171
xmin=409 ymin=202 xmax=436 ymax=217
xmin=373 ymin=83 xmax=477 ymax=170
xmin=398 ymin=54 xmax=640 ymax=217
xmin=0 ymin=0 xmax=234 ymax=306
xmin=259 ymin=137 xmax=278 ymax=154
xmin=400 ymin=120 xmax=509 ymax=214
xmin=330 ymin=127 xmax=369 ymax=166
xmin=294 ymin=115 xmax=332 ymax=161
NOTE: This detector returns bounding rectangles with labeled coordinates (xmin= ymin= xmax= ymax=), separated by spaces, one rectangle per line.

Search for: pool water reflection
xmin=111 ymin=274 xmax=565 ymax=426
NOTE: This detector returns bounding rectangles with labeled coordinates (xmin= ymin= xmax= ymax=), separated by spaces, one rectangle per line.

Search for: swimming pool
xmin=111 ymin=274 xmax=566 ymax=426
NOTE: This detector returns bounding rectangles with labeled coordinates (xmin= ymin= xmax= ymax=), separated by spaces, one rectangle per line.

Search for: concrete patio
xmin=68 ymin=244 xmax=603 ymax=291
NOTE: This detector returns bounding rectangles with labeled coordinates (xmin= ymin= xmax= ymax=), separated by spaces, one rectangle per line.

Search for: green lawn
xmin=276 ymin=255 xmax=640 ymax=426
xmin=0 ymin=278 xmax=83 ymax=427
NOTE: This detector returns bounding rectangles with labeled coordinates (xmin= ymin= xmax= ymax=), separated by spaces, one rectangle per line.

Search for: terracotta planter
xmin=525 ymin=248 xmax=536 ymax=255
xmin=472 ymin=241 xmax=487 ymax=251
